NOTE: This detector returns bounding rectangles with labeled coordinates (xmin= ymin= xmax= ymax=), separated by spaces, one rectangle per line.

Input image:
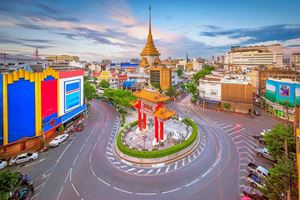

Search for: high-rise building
xmin=139 ymin=6 xmax=161 ymax=69
xmin=291 ymin=53 xmax=300 ymax=69
xmin=224 ymin=44 xmax=283 ymax=71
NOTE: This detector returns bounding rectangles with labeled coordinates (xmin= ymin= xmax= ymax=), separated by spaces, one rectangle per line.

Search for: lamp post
xmin=142 ymin=134 xmax=147 ymax=150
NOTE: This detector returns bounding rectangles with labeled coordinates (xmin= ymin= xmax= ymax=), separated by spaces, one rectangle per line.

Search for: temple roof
xmin=140 ymin=57 xmax=149 ymax=68
xmin=154 ymin=107 xmax=176 ymax=119
xmin=140 ymin=5 xmax=160 ymax=57
xmin=133 ymin=89 xmax=170 ymax=103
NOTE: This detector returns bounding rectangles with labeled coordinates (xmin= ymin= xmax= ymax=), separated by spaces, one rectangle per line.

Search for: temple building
xmin=139 ymin=6 xmax=161 ymax=72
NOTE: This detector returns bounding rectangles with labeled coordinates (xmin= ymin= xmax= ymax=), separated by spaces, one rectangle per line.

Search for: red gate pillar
xmin=138 ymin=110 xmax=142 ymax=131
xmin=143 ymin=113 xmax=147 ymax=129
xmin=154 ymin=117 xmax=159 ymax=143
xmin=160 ymin=121 xmax=164 ymax=141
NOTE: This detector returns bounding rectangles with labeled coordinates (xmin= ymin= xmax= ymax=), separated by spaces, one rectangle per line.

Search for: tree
xmin=264 ymin=123 xmax=295 ymax=160
xmin=263 ymin=157 xmax=297 ymax=200
xmin=84 ymin=80 xmax=97 ymax=102
xmin=166 ymin=86 xmax=176 ymax=98
xmin=223 ymin=102 xmax=231 ymax=110
xmin=102 ymin=89 xmax=137 ymax=110
xmin=0 ymin=171 xmax=18 ymax=200
xmin=192 ymin=66 xmax=214 ymax=84
xmin=177 ymin=68 xmax=183 ymax=78
xmin=98 ymin=80 xmax=110 ymax=89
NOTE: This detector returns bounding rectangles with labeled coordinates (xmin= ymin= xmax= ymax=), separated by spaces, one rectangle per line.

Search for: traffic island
xmin=114 ymin=118 xmax=200 ymax=167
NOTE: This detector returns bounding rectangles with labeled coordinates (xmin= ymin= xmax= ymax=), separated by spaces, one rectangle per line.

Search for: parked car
xmin=246 ymin=173 xmax=265 ymax=189
xmin=242 ymin=186 xmax=268 ymax=200
xmin=253 ymin=134 xmax=266 ymax=145
xmin=255 ymin=147 xmax=274 ymax=161
xmin=253 ymin=109 xmax=261 ymax=116
xmin=247 ymin=163 xmax=269 ymax=178
xmin=0 ymin=160 xmax=8 ymax=170
xmin=49 ymin=134 xmax=69 ymax=147
xmin=9 ymin=153 xmax=39 ymax=166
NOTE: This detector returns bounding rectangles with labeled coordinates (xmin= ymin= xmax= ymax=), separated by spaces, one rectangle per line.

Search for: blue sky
xmin=0 ymin=0 xmax=300 ymax=61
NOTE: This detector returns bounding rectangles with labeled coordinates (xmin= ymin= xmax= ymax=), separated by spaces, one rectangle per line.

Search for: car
xmin=9 ymin=152 xmax=39 ymax=166
xmin=49 ymin=134 xmax=69 ymax=147
xmin=242 ymin=186 xmax=268 ymax=200
xmin=255 ymin=147 xmax=274 ymax=161
xmin=247 ymin=163 xmax=269 ymax=178
xmin=246 ymin=173 xmax=265 ymax=189
xmin=0 ymin=160 xmax=8 ymax=170
xmin=253 ymin=109 xmax=261 ymax=116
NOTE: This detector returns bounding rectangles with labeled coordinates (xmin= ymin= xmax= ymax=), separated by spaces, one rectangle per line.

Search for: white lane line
xmin=71 ymin=183 xmax=80 ymax=197
xmin=182 ymin=158 xmax=185 ymax=166
xmin=196 ymin=149 xmax=200 ymax=155
xmin=146 ymin=169 xmax=153 ymax=174
xmin=136 ymin=192 xmax=156 ymax=195
xmin=108 ymin=157 xmax=115 ymax=160
xmin=107 ymin=152 xmax=113 ymax=156
xmin=73 ymin=155 xmax=78 ymax=166
xmin=113 ymin=161 xmax=120 ymax=165
xmin=64 ymin=169 xmax=71 ymax=183
xmin=92 ymin=142 xmax=97 ymax=152
xmin=127 ymin=168 xmax=136 ymax=172
xmin=56 ymin=186 xmax=64 ymax=200
xmin=25 ymin=158 xmax=46 ymax=168
xmin=185 ymin=178 xmax=199 ymax=187
xmin=137 ymin=169 xmax=144 ymax=174
xmin=235 ymin=140 xmax=244 ymax=144
xmin=35 ymin=182 xmax=46 ymax=191
xmin=69 ymin=168 xmax=73 ymax=182
xmin=232 ymin=135 xmax=241 ymax=140
xmin=165 ymin=165 xmax=171 ymax=173
xmin=89 ymin=153 xmax=92 ymax=164
xmin=228 ymin=128 xmax=246 ymax=136
xmin=79 ymin=142 xmax=86 ymax=153
xmin=161 ymin=187 xmax=181 ymax=194
xmin=201 ymin=168 xmax=212 ymax=177
xmin=156 ymin=168 xmax=161 ymax=174
xmin=97 ymin=177 xmax=111 ymax=186
xmin=106 ymin=146 xmax=112 ymax=151
xmin=216 ymin=122 xmax=226 ymax=126
xmin=120 ymin=165 xmax=127 ymax=169
xmin=174 ymin=162 xmax=178 ymax=170
xmin=225 ymin=127 xmax=238 ymax=133
xmin=188 ymin=155 xmax=191 ymax=163
xmin=221 ymin=124 xmax=232 ymax=129
xmin=113 ymin=187 xmax=132 ymax=194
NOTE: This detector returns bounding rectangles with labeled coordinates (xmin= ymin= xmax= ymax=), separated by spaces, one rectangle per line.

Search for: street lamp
xmin=142 ymin=134 xmax=147 ymax=150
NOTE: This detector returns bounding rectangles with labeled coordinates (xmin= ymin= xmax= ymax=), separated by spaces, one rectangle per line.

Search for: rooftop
xmin=133 ymin=89 xmax=170 ymax=103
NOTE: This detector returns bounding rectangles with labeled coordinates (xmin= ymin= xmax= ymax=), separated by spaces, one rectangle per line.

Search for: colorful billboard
xmin=266 ymin=79 xmax=300 ymax=107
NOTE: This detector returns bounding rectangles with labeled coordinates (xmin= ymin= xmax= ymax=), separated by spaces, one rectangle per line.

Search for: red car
xmin=242 ymin=186 xmax=268 ymax=200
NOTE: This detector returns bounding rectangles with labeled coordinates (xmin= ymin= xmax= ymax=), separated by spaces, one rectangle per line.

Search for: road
xmin=11 ymin=96 xmax=278 ymax=200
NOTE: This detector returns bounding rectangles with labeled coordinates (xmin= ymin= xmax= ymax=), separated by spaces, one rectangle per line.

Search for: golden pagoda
xmin=140 ymin=5 xmax=161 ymax=68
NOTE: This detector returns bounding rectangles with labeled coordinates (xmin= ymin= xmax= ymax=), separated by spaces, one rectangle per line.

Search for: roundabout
xmin=35 ymin=97 xmax=240 ymax=200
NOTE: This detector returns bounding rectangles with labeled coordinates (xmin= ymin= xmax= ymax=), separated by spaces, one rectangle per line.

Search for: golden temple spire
xmin=140 ymin=4 xmax=160 ymax=57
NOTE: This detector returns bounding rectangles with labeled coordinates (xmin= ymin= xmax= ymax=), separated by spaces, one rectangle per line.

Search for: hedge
xmin=116 ymin=118 xmax=198 ymax=158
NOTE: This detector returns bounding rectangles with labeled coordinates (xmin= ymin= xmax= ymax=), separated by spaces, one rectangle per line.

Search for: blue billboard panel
xmin=275 ymin=82 xmax=295 ymax=107
xmin=64 ymin=79 xmax=81 ymax=112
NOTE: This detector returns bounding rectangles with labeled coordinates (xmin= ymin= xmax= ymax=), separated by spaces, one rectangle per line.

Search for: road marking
xmin=92 ymin=142 xmax=97 ymax=152
xmin=185 ymin=178 xmax=199 ymax=187
xmin=174 ymin=161 xmax=178 ymax=170
xmin=113 ymin=161 xmax=120 ymax=165
xmin=65 ymin=169 xmax=71 ymax=183
xmin=201 ymin=168 xmax=212 ymax=177
xmin=106 ymin=146 xmax=112 ymax=151
xmin=97 ymin=177 xmax=111 ymax=186
xmin=216 ymin=122 xmax=226 ymax=126
xmin=107 ymin=152 xmax=113 ymax=156
xmin=120 ymin=165 xmax=127 ymax=169
xmin=136 ymin=192 xmax=156 ymax=195
xmin=35 ymin=182 xmax=46 ymax=191
xmin=146 ymin=169 xmax=153 ymax=174
xmin=156 ymin=168 xmax=161 ymax=174
xmin=137 ymin=169 xmax=144 ymax=174
xmin=165 ymin=165 xmax=171 ymax=173
xmin=232 ymin=135 xmax=241 ymax=140
xmin=73 ymin=155 xmax=78 ymax=166
xmin=108 ymin=157 xmax=115 ymax=160
xmin=113 ymin=187 xmax=132 ymax=194
xmin=235 ymin=140 xmax=244 ymax=144
xmin=221 ymin=124 xmax=232 ymax=129
xmin=239 ymin=151 xmax=253 ymax=159
xmin=79 ymin=142 xmax=86 ymax=153
xmin=225 ymin=126 xmax=238 ymax=133
xmin=161 ymin=187 xmax=181 ymax=194
xmin=188 ymin=155 xmax=191 ymax=163
xmin=228 ymin=128 xmax=246 ymax=135
xmin=89 ymin=153 xmax=92 ymax=164
xmin=71 ymin=183 xmax=80 ymax=197
xmin=182 ymin=158 xmax=185 ymax=166
xmin=31 ymin=192 xmax=40 ymax=200
xmin=127 ymin=168 xmax=136 ymax=172
xmin=25 ymin=158 xmax=46 ymax=168
xmin=56 ymin=186 xmax=64 ymax=200
xmin=69 ymin=168 xmax=73 ymax=181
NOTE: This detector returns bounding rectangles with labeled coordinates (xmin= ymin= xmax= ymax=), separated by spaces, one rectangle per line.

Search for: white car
xmin=49 ymin=134 xmax=69 ymax=147
xmin=0 ymin=160 xmax=8 ymax=170
xmin=9 ymin=152 xmax=39 ymax=166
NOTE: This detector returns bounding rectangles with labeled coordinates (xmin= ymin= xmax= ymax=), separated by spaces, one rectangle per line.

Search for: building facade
xmin=150 ymin=67 xmax=171 ymax=90
xmin=0 ymin=68 xmax=86 ymax=146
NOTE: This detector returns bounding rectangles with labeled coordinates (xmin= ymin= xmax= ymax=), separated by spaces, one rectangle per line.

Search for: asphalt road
xmin=9 ymin=96 xmax=278 ymax=200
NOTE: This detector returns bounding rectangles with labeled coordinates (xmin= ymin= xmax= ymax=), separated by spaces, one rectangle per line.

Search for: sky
xmin=0 ymin=0 xmax=300 ymax=62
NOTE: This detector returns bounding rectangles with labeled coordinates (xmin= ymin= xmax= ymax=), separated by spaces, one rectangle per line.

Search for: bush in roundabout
xmin=116 ymin=118 xmax=198 ymax=158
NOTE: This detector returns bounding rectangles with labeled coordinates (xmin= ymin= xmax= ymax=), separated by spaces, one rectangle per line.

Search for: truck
xmin=255 ymin=147 xmax=275 ymax=162
xmin=247 ymin=163 xmax=269 ymax=178
xmin=245 ymin=173 xmax=265 ymax=189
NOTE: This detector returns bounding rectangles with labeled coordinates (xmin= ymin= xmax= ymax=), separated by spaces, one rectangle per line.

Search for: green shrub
xmin=116 ymin=118 xmax=198 ymax=158
xmin=58 ymin=125 xmax=64 ymax=132
xmin=223 ymin=102 xmax=231 ymax=109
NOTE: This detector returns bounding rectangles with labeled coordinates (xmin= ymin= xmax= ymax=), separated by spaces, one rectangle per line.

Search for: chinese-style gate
xmin=132 ymin=90 xmax=176 ymax=144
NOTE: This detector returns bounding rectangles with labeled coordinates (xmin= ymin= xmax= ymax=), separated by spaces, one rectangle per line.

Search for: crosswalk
xmin=212 ymin=121 xmax=261 ymax=194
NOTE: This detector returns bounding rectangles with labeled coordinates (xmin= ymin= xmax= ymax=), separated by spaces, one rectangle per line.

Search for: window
xmin=211 ymin=89 xmax=217 ymax=96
